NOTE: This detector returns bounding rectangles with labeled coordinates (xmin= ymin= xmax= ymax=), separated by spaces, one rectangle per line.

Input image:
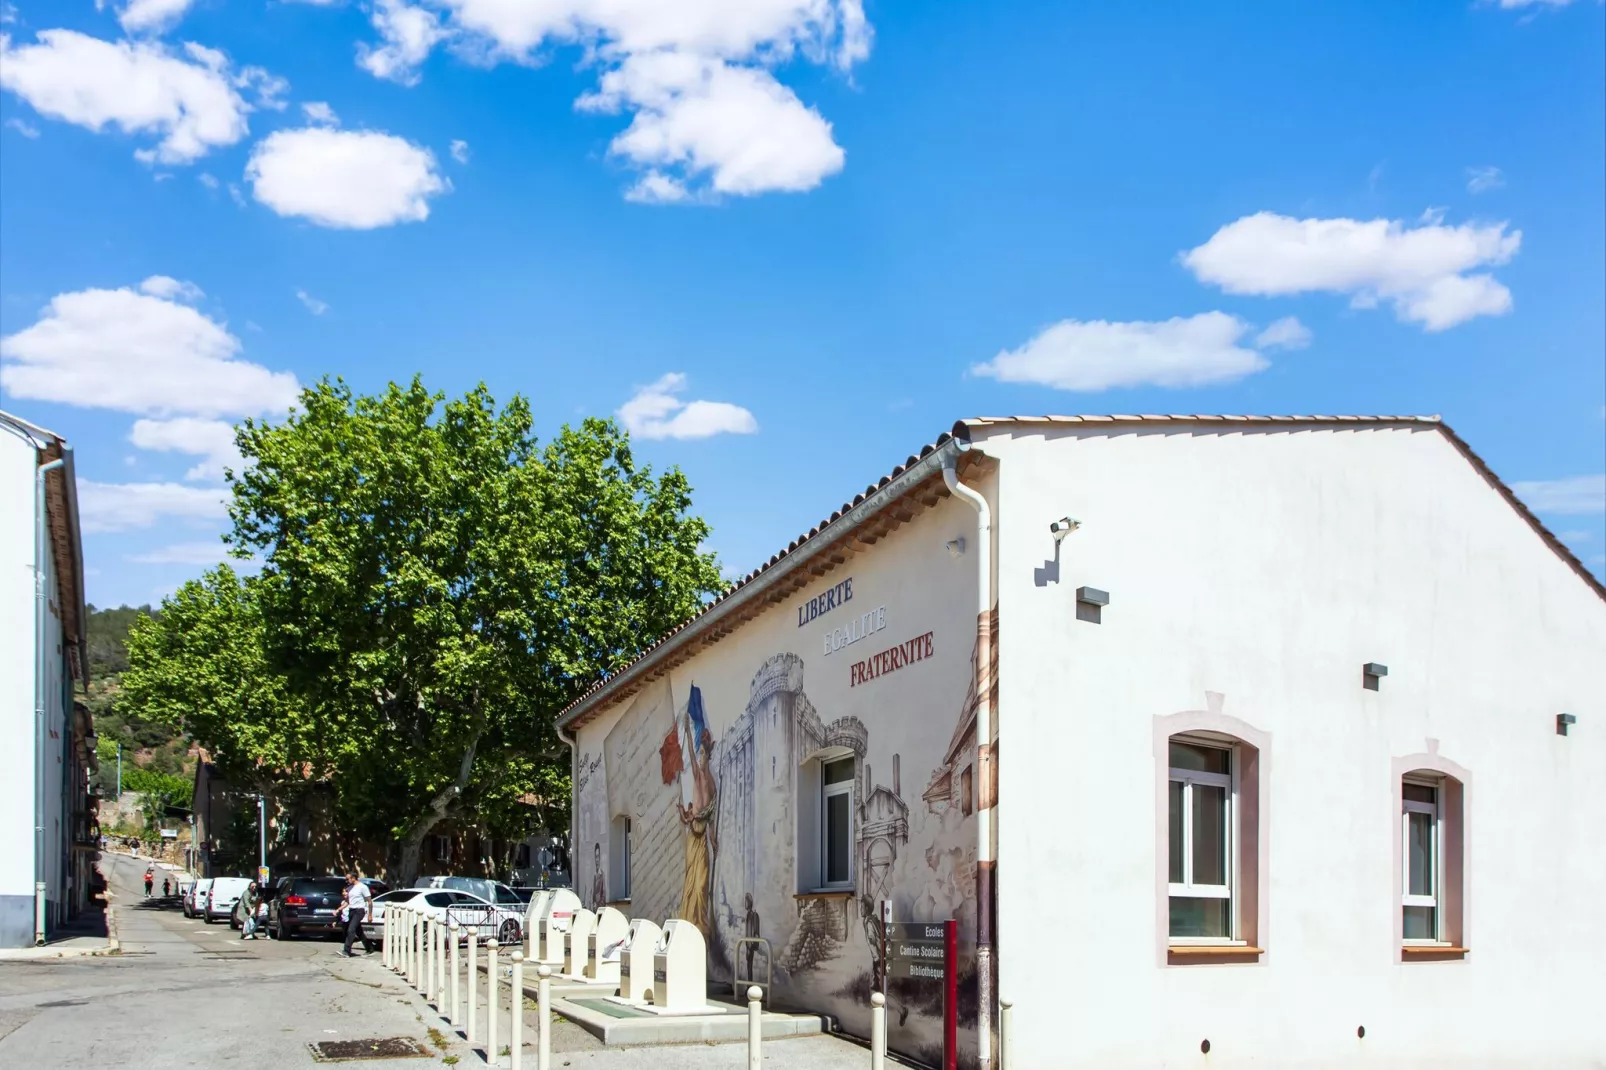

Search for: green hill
xmin=86 ymin=603 xmax=194 ymax=794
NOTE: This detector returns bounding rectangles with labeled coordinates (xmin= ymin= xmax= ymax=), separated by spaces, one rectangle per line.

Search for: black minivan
xmin=266 ymin=876 xmax=348 ymax=939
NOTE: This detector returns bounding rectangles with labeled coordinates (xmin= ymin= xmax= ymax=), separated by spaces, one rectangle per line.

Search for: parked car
xmin=412 ymin=876 xmax=527 ymax=911
xmin=204 ymin=877 xmax=252 ymax=924
xmin=183 ymin=878 xmax=213 ymax=919
xmin=265 ymin=875 xmax=349 ymax=940
xmin=367 ymin=887 xmax=523 ymax=946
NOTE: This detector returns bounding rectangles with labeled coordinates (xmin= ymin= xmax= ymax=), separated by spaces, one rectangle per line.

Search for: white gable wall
xmin=982 ymin=423 xmax=1605 ymax=1068
xmin=0 ymin=428 xmax=45 ymax=945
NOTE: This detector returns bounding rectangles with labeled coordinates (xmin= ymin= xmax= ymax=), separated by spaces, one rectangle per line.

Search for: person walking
xmin=340 ymin=873 xmax=376 ymax=957
xmin=143 ymin=867 xmax=154 ymax=897
xmin=162 ymin=877 xmax=171 ymax=898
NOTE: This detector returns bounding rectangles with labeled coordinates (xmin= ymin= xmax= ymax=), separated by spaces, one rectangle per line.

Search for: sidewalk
xmin=0 ymin=861 xmax=120 ymax=961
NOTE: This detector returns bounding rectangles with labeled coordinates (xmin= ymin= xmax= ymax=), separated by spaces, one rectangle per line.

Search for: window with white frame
xmin=1168 ymin=739 xmax=1234 ymax=940
xmin=432 ymin=834 xmax=451 ymax=862
xmin=821 ymin=757 xmax=855 ymax=889
xmin=1402 ymin=780 xmax=1440 ymax=942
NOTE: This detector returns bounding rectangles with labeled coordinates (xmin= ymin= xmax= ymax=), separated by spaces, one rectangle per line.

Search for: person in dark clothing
xmin=341 ymin=873 xmax=377 ymax=957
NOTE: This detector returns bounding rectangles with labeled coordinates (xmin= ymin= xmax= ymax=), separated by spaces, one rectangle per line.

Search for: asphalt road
xmin=0 ymin=855 xmax=878 ymax=1069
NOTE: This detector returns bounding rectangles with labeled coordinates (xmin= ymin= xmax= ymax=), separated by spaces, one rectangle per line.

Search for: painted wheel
xmin=498 ymin=918 xmax=521 ymax=945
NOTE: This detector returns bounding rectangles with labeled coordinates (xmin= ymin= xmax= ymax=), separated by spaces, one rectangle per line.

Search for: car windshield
xmin=375 ymin=890 xmax=420 ymax=904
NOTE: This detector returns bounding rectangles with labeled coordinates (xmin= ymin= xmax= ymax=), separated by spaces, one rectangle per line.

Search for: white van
xmin=185 ymin=878 xmax=214 ymax=919
xmin=205 ymin=877 xmax=253 ymax=924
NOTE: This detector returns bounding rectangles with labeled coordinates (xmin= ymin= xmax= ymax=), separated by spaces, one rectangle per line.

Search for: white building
xmin=0 ymin=411 xmax=94 ymax=948
xmin=557 ymin=415 xmax=1604 ymax=1069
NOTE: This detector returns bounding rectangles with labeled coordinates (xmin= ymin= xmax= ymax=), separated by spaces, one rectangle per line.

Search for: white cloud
xmin=246 ymin=127 xmax=449 ymax=229
xmin=449 ymin=138 xmax=469 ymax=163
xmin=296 ymin=288 xmax=329 ymax=315
xmin=580 ymin=53 xmax=843 ymax=196
xmin=0 ymin=30 xmax=263 ymax=164
xmin=1254 ymin=316 xmax=1313 ymax=351
xmin=1466 ymin=165 xmax=1505 ymax=194
xmin=972 ymin=312 xmax=1274 ymax=392
xmin=129 ymin=416 xmax=241 ymax=480
xmin=357 ymin=0 xmax=447 ymax=85
xmin=5 ymin=117 xmax=39 ymax=137
xmin=302 ymin=100 xmax=339 ymax=126
xmin=125 ymin=540 xmax=236 ymax=565
xmin=1511 ymin=475 xmax=1605 ymax=515
xmin=1555 ymin=529 xmax=1593 ymax=544
xmin=1493 ymin=0 xmax=1577 ymax=7
xmin=119 ymin=0 xmax=198 ymax=35
xmin=617 ymin=372 xmax=758 ymax=440
xmin=0 ymin=281 xmax=300 ymax=418
xmin=197 ymin=170 xmax=219 ymax=188
xmin=1182 ymin=211 xmax=1521 ymax=332
xmin=138 ymin=274 xmax=203 ymax=302
xmin=351 ymin=1 xmax=868 ymax=198
xmin=227 ymin=181 xmax=246 ymax=207
xmin=76 ymin=479 xmax=228 ymax=533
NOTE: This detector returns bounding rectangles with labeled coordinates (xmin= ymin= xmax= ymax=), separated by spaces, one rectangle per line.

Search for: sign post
xmin=884 ymin=918 xmax=958 ymax=1070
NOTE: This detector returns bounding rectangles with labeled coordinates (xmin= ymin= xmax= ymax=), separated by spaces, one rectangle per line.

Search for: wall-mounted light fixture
xmin=1557 ymin=713 xmax=1577 ymax=737
xmin=1050 ymin=517 xmax=1081 ymax=541
xmin=946 ymin=537 xmax=966 ymax=557
xmin=1363 ymin=662 xmax=1388 ymax=691
xmin=1075 ymin=586 xmax=1108 ymax=624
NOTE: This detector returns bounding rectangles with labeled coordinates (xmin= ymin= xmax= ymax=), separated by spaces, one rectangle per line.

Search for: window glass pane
xmin=1403 ymin=905 xmax=1436 ymax=940
xmin=1407 ymin=811 xmax=1434 ymax=896
xmin=1191 ymin=783 xmax=1228 ymax=887
xmin=1403 ymin=783 xmax=1436 ymax=806
xmin=824 ymin=758 xmax=855 ymax=785
xmin=1170 ymin=741 xmax=1230 ymax=776
xmin=1167 ymin=780 xmax=1184 ymax=884
xmin=1169 ymin=897 xmax=1230 ymax=939
xmin=825 ymin=791 xmax=851 ymax=884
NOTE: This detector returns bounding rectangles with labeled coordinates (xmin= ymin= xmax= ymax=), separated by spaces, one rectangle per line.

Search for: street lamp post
xmin=257 ymin=794 xmax=267 ymax=883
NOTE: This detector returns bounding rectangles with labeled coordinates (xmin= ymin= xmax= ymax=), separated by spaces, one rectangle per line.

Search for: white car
xmin=366 ymin=888 xmax=524 ymax=946
xmin=184 ymin=878 xmax=213 ymax=919
xmin=205 ymin=877 xmax=253 ymax=924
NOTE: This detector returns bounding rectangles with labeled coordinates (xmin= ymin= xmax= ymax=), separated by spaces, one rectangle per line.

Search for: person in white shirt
xmin=341 ymin=873 xmax=377 ymax=956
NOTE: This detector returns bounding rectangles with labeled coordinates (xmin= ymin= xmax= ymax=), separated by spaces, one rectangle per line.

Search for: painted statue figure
xmin=591 ymin=842 xmax=606 ymax=910
xmin=677 ymin=693 xmax=718 ymax=935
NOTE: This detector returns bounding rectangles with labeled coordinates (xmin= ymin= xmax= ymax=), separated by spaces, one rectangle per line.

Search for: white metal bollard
xmin=1000 ymin=998 xmax=1014 ymax=1070
xmin=748 ymin=985 xmax=764 ymax=1070
xmin=436 ymin=917 xmax=447 ymax=1008
xmin=403 ymin=908 xmax=413 ymax=982
xmin=536 ymin=965 xmax=551 ymax=1070
xmin=415 ymin=911 xmax=425 ymax=989
xmin=870 ymin=992 xmax=886 ymax=1070
xmin=466 ymin=927 xmax=479 ymax=1045
xmin=449 ymin=922 xmax=462 ymax=1026
xmin=394 ymin=907 xmax=404 ymax=976
xmin=486 ymin=938 xmax=500 ymax=1067
xmin=423 ymin=917 xmax=435 ymax=1001
xmin=383 ymin=908 xmax=391 ymax=969
xmin=510 ymin=951 xmax=524 ymax=1070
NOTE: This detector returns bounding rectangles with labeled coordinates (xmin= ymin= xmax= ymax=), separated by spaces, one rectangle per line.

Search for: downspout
xmin=35 ymin=454 xmax=66 ymax=945
xmin=943 ymin=454 xmax=994 ymax=1070
xmin=555 ymin=720 xmax=578 ymax=883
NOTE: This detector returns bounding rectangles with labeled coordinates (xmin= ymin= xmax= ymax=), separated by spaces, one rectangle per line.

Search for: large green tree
xmin=220 ymin=377 xmax=722 ymax=882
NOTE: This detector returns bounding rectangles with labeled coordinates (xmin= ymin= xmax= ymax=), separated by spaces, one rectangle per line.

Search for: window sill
xmin=1402 ymin=945 xmax=1467 ymax=960
xmin=1168 ymin=944 xmax=1263 ymax=964
xmin=795 ymin=890 xmax=855 ymax=901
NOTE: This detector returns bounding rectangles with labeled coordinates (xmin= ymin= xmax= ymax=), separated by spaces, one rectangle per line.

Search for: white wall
xmin=0 ymin=430 xmax=42 ymax=926
xmin=985 ymin=423 xmax=1606 ymax=1069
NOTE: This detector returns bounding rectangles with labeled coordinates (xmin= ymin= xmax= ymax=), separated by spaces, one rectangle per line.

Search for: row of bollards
xmin=384 ymin=904 xmax=994 ymax=1070
xmin=383 ymin=904 xmax=555 ymax=1069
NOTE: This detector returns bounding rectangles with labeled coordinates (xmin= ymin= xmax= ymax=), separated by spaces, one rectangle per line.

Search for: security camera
xmin=1050 ymin=517 xmax=1080 ymax=540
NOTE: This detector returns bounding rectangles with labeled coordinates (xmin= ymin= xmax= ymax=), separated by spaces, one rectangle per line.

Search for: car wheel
xmin=280 ymin=919 xmax=296 ymax=941
xmin=499 ymin=918 xmax=521 ymax=945
xmin=203 ymin=912 xmax=214 ymax=924
xmin=266 ymin=918 xmax=278 ymax=940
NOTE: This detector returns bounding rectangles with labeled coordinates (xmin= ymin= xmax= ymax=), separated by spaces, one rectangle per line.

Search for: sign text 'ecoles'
xmin=850 ymin=631 xmax=935 ymax=688
xmin=798 ymin=577 xmax=853 ymax=628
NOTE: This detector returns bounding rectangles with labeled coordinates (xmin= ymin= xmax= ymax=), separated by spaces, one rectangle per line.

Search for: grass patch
xmin=426 ymin=1027 xmax=449 ymax=1051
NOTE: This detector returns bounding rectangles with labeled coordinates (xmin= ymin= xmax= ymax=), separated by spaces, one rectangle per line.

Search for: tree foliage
xmin=131 ymin=377 xmax=723 ymax=882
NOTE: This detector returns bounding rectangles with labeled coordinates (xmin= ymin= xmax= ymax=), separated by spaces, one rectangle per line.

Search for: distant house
xmin=0 ymin=411 xmax=94 ymax=948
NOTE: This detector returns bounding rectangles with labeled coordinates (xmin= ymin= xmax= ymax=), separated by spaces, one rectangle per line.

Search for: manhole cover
xmin=308 ymin=1037 xmax=431 ymax=1062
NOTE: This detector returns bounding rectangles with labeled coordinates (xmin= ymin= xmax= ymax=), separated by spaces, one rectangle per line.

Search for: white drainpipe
xmin=943 ymin=454 xmax=994 ymax=1070
xmin=35 ymin=454 xmax=66 ymax=946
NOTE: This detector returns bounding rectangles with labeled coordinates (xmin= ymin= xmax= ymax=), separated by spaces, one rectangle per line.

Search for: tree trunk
xmin=392 ymin=701 xmax=487 ymax=887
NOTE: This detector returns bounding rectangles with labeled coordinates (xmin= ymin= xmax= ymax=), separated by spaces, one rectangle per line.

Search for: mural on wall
xmin=573 ymin=574 xmax=998 ymax=1068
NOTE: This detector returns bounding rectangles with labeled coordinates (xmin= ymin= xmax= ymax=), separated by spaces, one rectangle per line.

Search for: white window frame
xmin=819 ymin=758 xmax=855 ymax=891
xmin=1401 ymin=778 xmax=1442 ymax=945
xmin=1168 ymin=739 xmax=1237 ymax=945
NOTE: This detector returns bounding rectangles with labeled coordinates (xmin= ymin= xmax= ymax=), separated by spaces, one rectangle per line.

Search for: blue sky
xmin=2 ymin=0 xmax=1603 ymax=608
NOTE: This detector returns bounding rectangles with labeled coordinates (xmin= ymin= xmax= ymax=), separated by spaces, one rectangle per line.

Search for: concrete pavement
xmin=0 ymin=854 xmax=886 ymax=1068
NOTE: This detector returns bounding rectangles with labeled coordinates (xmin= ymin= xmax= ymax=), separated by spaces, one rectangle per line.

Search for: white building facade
xmin=558 ymin=415 xmax=1604 ymax=1069
xmin=0 ymin=411 xmax=93 ymax=948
